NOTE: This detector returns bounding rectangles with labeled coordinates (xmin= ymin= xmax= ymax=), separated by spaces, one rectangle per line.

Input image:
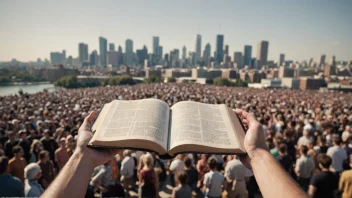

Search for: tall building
xmin=278 ymin=54 xmax=285 ymax=66
xmin=50 ymin=51 xmax=66 ymax=65
xmin=329 ymin=55 xmax=336 ymax=67
xmin=181 ymin=46 xmax=186 ymax=61
xmin=256 ymin=40 xmax=269 ymax=69
xmin=233 ymin=52 xmax=243 ymax=69
xmin=318 ymin=54 xmax=326 ymax=67
xmin=203 ymin=43 xmax=211 ymax=66
xmin=118 ymin=45 xmax=123 ymax=53
xmin=99 ymin=37 xmax=108 ymax=66
xmin=78 ymin=43 xmax=89 ymax=64
xmin=108 ymin=51 xmax=119 ymax=67
xmin=153 ymin=36 xmax=160 ymax=55
xmin=158 ymin=46 xmax=163 ymax=59
xmin=224 ymin=45 xmax=229 ymax=56
xmin=89 ymin=50 xmax=98 ymax=66
xmin=109 ymin=43 xmax=115 ymax=51
xmin=124 ymin=39 xmax=134 ymax=66
xmin=243 ymin=45 xmax=252 ymax=67
xmin=195 ymin=34 xmax=202 ymax=64
xmin=216 ymin=34 xmax=224 ymax=63
xmin=136 ymin=46 xmax=148 ymax=65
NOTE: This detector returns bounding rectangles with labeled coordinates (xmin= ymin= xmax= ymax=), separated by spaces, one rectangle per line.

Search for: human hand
xmin=235 ymin=109 xmax=268 ymax=169
xmin=75 ymin=111 xmax=119 ymax=168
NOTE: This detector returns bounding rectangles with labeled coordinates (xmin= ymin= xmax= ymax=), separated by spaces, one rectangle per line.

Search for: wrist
xmin=249 ymin=148 xmax=270 ymax=164
xmin=73 ymin=148 xmax=95 ymax=170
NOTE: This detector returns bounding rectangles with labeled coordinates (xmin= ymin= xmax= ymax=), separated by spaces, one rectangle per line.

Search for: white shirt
xmin=297 ymin=136 xmax=312 ymax=147
xmin=203 ymin=170 xmax=224 ymax=197
xmin=225 ymin=159 xmax=252 ymax=181
xmin=327 ymin=145 xmax=347 ymax=172
xmin=169 ymin=159 xmax=184 ymax=173
xmin=121 ymin=156 xmax=135 ymax=178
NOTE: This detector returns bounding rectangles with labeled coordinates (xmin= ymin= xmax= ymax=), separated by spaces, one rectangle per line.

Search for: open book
xmin=88 ymin=99 xmax=246 ymax=158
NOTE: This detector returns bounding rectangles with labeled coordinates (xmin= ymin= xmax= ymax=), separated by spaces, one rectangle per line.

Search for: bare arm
xmin=42 ymin=111 xmax=118 ymax=198
xmin=235 ymin=109 xmax=308 ymax=198
xmin=308 ymin=185 xmax=316 ymax=197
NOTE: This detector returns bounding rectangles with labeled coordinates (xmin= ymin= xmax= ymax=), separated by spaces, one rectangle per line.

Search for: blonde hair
xmin=142 ymin=154 xmax=153 ymax=167
xmin=30 ymin=139 xmax=42 ymax=153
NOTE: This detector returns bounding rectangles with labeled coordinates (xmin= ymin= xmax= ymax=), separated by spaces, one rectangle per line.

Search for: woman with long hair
xmin=29 ymin=140 xmax=42 ymax=163
xmin=138 ymin=154 xmax=157 ymax=198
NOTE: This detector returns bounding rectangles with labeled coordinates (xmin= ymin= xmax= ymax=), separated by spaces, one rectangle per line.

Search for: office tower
xmin=233 ymin=52 xmax=243 ymax=69
xmin=124 ymin=39 xmax=134 ymax=65
xmin=329 ymin=55 xmax=336 ymax=67
xmin=89 ymin=50 xmax=98 ymax=66
xmin=277 ymin=54 xmax=285 ymax=67
xmin=256 ymin=41 xmax=269 ymax=69
xmin=182 ymin=46 xmax=187 ymax=61
xmin=224 ymin=45 xmax=229 ymax=56
xmin=203 ymin=43 xmax=211 ymax=61
xmin=216 ymin=34 xmax=224 ymax=63
xmin=109 ymin=43 xmax=115 ymax=51
xmin=243 ymin=45 xmax=252 ymax=67
xmin=153 ymin=36 xmax=160 ymax=55
xmin=318 ymin=54 xmax=326 ymax=67
xmin=136 ymin=45 xmax=148 ymax=65
xmin=108 ymin=51 xmax=119 ymax=67
xmin=78 ymin=43 xmax=89 ymax=64
xmin=158 ymin=46 xmax=163 ymax=58
xmin=50 ymin=51 xmax=66 ymax=65
xmin=67 ymin=56 xmax=73 ymax=66
xmin=62 ymin=50 xmax=66 ymax=64
xmin=195 ymin=34 xmax=202 ymax=63
xmin=99 ymin=37 xmax=108 ymax=66
xmin=118 ymin=45 xmax=123 ymax=53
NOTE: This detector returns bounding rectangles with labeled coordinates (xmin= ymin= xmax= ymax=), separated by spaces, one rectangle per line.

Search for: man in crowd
xmin=18 ymin=130 xmax=31 ymax=162
xmin=170 ymin=154 xmax=185 ymax=187
xmin=8 ymin=145 xmax=27 ymax=184
xmin=308 ymin=154 xmax=338 ymax=198
xmin=37 ymin=150 xmax=55 ymax=189
xmin=339 ymin=154 xmax=352 ymax=198
xmin=40 ymin=129 xmax=58 ymax=162
xmin=184 ymin=156 xmax=198 ymax=191
xmin=327 ymin=135 xmax=347 ymax=175
xmin=203 ymin=158 xmax=224 ymax=198
xmin=4 ymin=130 xmax=18 ymax=159
xmin=297 ymin=129 xmax=312 ymax=148
xmin=24 ymin=163 xmax=44 ymax=197
xmin=0 ymin=156 xmax=24 ymax=197
xmin=120 ymin=149 xmax=135 ymax=190
xmin=55 ymin=137 xmax=70 ymax=170
xmin=295 ymin=145 xmax=315 ymax=191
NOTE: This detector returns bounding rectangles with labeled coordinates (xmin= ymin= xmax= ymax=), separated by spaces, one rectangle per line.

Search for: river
xmin=0 ymin=84 xmax=56 ymax=96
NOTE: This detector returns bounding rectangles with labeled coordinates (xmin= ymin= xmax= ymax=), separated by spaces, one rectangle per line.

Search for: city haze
xmin=0 ymin=0 xmax=351 ymax=62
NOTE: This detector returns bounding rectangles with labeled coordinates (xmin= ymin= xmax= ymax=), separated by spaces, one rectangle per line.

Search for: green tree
xmin=166 ymin=77 xmax=176 ymax=83
xmin=213 ymin=77 xmax=233 ymax=86
xmin=145 ymin=74 xmax=161 ymax=83
xmin=54 ymin=76 xmax=79 ymax=88
xmin=0 ymin=76 xmax=11 ymax=84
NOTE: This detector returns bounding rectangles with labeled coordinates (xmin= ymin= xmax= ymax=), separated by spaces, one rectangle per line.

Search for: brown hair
xmin=177 ymin=171 xmax=188 ymax=185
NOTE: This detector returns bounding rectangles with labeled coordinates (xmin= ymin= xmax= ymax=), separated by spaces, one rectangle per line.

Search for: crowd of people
xmin=0 ymin=82 xmax=351 ymax=198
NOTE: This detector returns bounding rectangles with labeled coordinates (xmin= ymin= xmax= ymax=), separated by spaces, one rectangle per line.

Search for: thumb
xmin=80 ymin=111 xmax=97 ymax=132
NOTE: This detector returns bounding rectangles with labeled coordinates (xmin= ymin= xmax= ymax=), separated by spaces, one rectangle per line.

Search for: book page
xmin=169 ymin=101 xmax=239 ymax=150
xmin=90 ymin=99 xmax=170 ymax=151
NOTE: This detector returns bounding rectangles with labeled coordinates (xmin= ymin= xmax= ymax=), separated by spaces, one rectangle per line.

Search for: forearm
xmin=251 ymin=149 xmax=308 ymax=198
xmin=42 ymin=150 xmax=94 ymax=198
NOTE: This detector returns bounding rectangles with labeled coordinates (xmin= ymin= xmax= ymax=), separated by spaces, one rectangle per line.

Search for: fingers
xmin=80 ymin=111 xmax=98 ymax=131
xmin=235 ymin=108 xmax=257 ymax=123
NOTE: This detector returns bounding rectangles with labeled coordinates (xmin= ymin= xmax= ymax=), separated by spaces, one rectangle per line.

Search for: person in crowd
xmin=90 ymin=160 xmax=123 ymax=198
xmin=270 ymin=135 xmax=283 ymax=158
xmin=4 ymin=130 xmax=18 ymax=159
xmin=277 ymin=143 xmax=293 ymax=174
xmin=0 ymin=156 xmax=24 ymax=197
xmin=184 ymin=156 xmax=198 ymax=191
xmin=197 ymin=154 xmax=209 ymax=186
xmin=327 ymin=135 xmax=348 ymax=175
xmin=153 ymin=152 xmax=167 ymax=193
xmin=203 ymin=158 xmax=224 ymax=198
xmin=339 ymin=154 xmax=352 ymax=198
xmin=40 ymin=129 xmax=58 ymax=162
xmin=172 ymin=171 xmax=192 ymax=198
xmin=170 ymin=154 xmax=185 ymax=187
xmin=138 ymin=154 xmax=157 ymax=198
xmin=224 ymin=155 xmax=251 ymax=198
xmin=18 ymin=130 xmax=31 ymax=163
xmin=55 ymin=137 xmax=70 ymax=170
xmin=315 ymin=136 xmax=329 ymax=154
xmin=297 ymin=130 xmax=312 ymax=148
xmin=308 ymin=154 xmax=338 ymax=198
xmin=37 ymin=150 xmax=55 ymax=189
xmin=29 ymin=139 xmax=43 ymax=163
xmin=295 ymin=145 xmax=315 ymax=191
xmin=120 ymin=149 xmax=135 ymax=190
xmin=66 ymin=135 xmax=74 ymax=156
xmin=8 ymin=145 xmax=27 ymax=183
xmin=24 ymin=163 xmax=44 ymax=197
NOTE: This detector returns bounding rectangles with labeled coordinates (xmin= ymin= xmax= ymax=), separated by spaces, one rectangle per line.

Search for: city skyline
xmin=0 ymin=0 xmax=351 ymax=62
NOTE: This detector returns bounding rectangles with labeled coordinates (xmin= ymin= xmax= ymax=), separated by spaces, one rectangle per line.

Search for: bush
xmin=205 ymin=78 xmax=213 ymax=84
xmin=0 ymin=76 xmax=11 ymax=84
xmin=166 ymin=77 xmax=176 ymax=83
xmin=102 ymin=75 xmax=136 ymax=86
xmin=145 ymin=74 xmax=162 ymax=83
xmin=54 ymin=76 xmax=79 ymax=88
xmin=213 ymin=77 xmax=233 ymax=86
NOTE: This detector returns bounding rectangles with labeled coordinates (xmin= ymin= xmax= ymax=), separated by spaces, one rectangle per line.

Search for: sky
xmin=0 ymin=0 xmax=351 ymax=62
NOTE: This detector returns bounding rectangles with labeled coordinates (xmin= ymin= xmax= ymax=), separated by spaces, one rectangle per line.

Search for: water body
xmin=0 ymin=84 xmax=56 ymax=96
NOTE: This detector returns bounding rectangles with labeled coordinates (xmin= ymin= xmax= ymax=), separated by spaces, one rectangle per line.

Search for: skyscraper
xmin=203 ymin=43 xmax=211 ymax=65
xmin=256 ymin=41 xmax=269 ymax=69
xmin=109 ymin=43 xmax=115 ymax=51
xmin=124 ymin=39 xmax=134 ymax=66
xmin=243 ymin=45 xmax=252 ymax=67
xmin=329 ymin=55 xmax=336 ymax=67
xmin=99 ymin=37 xmax=107 ymax=66
xmin=153 ymin=36 xmax=159 ymax=55
xmin=278 ymin=54 xmax=285 ymax=66
xmin=136 ymin=45 xmax=148 ymax=65
xmin=319 ymin=54 xmax=326 ymax=67
xmin=224 ymin=45 xmax=229 ymax=56
xmin=158 ymin=46 xmax=163 ymax=58
xmin=195 ymin=34 xmax=202 ymax=64
xmin=78 ymin=43 xmax=89 ymax=64
xmin=89 ymin=50 xmax=98 ymax=66
xmin=216 ymin=35 xmax=224 ymax=63
xmin=233 ymin=52 xmax=243 ymax=69
xmin=182 ymin=46 xmax=187 ymax=61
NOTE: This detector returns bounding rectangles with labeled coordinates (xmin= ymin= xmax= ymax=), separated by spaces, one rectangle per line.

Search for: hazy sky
xmin=0 ymin=0 xmax=351 ymax=62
